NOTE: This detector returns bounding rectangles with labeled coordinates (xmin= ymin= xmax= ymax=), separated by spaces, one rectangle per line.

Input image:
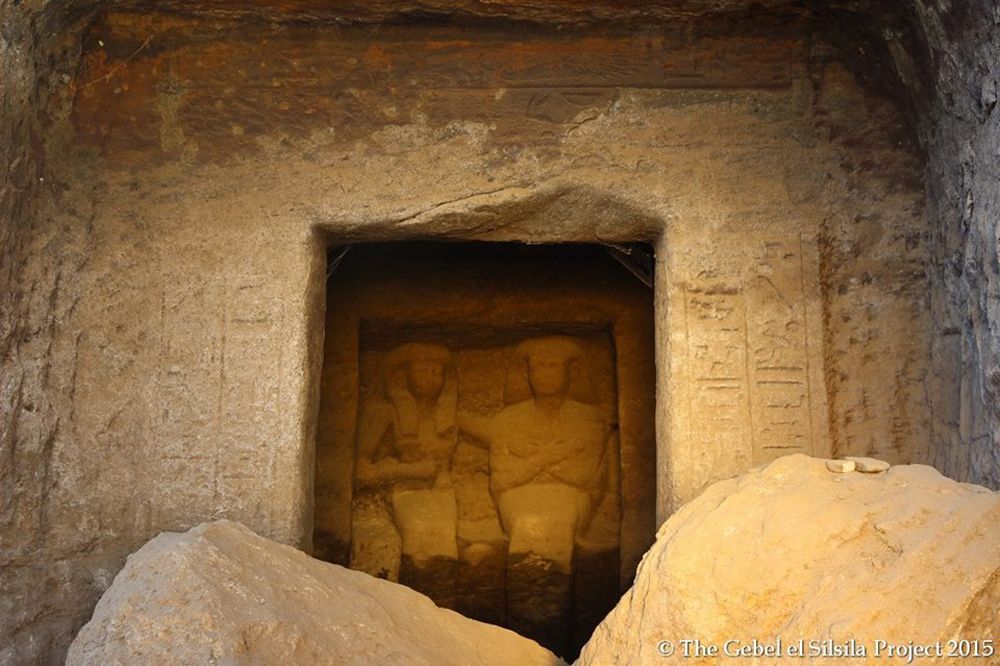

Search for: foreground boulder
xmin=579 ymin=454 xmax=1000 ymax=665
xmin=67 ymin=521 xmax=562 ymax=665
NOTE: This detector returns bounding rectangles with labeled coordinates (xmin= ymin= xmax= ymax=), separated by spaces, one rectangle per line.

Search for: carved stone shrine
xmin=314 ymin=243 xmax=656 ymax=656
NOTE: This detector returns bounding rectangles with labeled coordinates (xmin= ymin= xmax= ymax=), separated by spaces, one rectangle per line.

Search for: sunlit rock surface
xmin=579 ymin=454 xmax=1000 ymax=665
xmin=66 ymin=520 xmax=563 ymax=666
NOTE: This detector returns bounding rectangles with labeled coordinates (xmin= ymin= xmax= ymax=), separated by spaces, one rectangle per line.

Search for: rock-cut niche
xmin=313 ymin=242 xmax=656 ymax=658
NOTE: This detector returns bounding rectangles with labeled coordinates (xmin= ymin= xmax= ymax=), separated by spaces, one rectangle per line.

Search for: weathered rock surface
xmin=3 ymin=0 xmax=998 ymax=663
xmin=66 ymin=520 xmax=563 ymax=666
xmin=915 ymin=0 xmax=1000 ymax=491
xmin=579 ymin=455 xmax=1000 ymax=665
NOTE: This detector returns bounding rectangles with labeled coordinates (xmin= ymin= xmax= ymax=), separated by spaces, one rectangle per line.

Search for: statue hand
xmin=433 ymin=469 xmax=454 ymax=490
xmin=404 ymin=459 xmax=438 ymax=479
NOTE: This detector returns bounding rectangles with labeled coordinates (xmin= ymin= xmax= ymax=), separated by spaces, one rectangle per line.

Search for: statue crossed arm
xmin=458 ymin=408 xmax=614 ymax=514
xmin=457 ymin=336 xmax=615 ymax=540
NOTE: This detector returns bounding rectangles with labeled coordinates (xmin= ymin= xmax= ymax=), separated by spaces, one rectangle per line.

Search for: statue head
xmin=384 ymin=342 xmax=456 ymax=436
xmin=407 ymin=358 xmax=446 ymax=399
xmin=386 ymin=343 xmax=452 ymax=399
xmin=515 ymin=336 xmax=583 ymax=400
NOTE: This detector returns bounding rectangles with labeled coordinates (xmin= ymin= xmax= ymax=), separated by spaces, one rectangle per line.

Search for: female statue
xmin=351 ymin=342 xmax=459 ymax=606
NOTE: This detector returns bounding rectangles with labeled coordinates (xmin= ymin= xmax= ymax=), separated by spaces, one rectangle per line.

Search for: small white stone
xmin=826 ymin=459 xmax=856 ymax=473
xmin=847 ymin=456 xmax=890 ymax=473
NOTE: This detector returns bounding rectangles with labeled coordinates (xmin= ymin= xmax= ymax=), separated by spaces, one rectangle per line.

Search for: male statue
xmin=460 ymin=335 xmax=615 ymax=653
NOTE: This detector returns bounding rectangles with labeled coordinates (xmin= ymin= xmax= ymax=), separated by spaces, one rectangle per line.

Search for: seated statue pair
xmin=353 ymin=335 xmax=615 ymax=633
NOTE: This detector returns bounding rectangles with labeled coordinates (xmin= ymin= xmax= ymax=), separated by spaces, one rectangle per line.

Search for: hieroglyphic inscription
xmin=216 ymin=275 xmax=282 ymax=516
xmin=154 ymin=269 xmax=281 ymax=526
xmin=746 ymin=237 xmax=813 ymax=460
xmin=154 ymin=277 xmax=224 ymax=518
xmin=683 ymin=287 xmax=753 ymax=477
xmin=683 ymin=233 xmax=816 ymax=468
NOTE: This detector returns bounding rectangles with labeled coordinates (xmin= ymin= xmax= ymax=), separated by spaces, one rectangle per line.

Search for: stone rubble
xmin=66 ymin=521 xmax=564 ymax=666
xmin=825 ymin=459 xmax=857 ymax=473
xmin=847 ymin=457 xmax=891 ymax=473
xmin=66 ymin=455 xmax=1000 ymax=666
xmin=578 ymin=454 xmax=1000 ymax=666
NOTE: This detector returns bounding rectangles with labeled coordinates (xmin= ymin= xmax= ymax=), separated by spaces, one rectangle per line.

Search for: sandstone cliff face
xmin=2 ymin=1 xmax=999 ymax=663
xmin=910 ymin=0 xmax=1000 ymax=491
xmin=0 ymin=8 xmax=93 ymax=665
xmin=3 ymin=12 xmax=936 ymax=663
xmin=66 ymin=520 xmax=563 ymax=666
xmin=578 ymin=454 xmax=1000 ymax=666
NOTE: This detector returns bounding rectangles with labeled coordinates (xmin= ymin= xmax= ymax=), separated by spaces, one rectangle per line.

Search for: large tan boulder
xmin=579 ymin=455 xmax=1000 ymax=666
xmin=66 ymin=520 xmax=563 ymax=666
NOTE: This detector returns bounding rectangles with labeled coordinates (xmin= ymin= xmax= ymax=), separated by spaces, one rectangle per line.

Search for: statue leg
xmin=350 ymin=494 xmax=400 ymax=582
xmin=497 ymin=484 xmax=586 ymax=657
xmin=391 ymin=488 xmax=459 ymax=608
xmin=456 ymin=541 xmax=507 ymax=626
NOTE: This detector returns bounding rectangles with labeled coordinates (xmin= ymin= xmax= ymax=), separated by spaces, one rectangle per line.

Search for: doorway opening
xmin=313 ymin=241 xmax=656 ymax=658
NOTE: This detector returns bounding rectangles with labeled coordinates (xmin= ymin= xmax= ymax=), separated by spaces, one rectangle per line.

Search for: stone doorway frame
xmin=298 ymin=184 xmax=674 ymax=559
